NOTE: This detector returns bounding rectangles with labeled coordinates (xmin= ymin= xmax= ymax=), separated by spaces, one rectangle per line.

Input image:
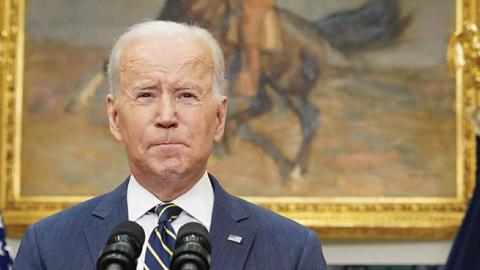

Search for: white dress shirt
xmin=127 ymin=172 xmax=214 ymax=270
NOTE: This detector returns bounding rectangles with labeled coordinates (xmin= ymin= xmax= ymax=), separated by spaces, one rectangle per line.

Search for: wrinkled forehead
xmin=119 ymin=36 xmax=214 ymax=73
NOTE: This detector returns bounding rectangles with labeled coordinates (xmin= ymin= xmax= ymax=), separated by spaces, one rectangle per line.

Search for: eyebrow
xmin=170 ymin=80 xmax=202 ymax=91
xmin=130 ymin=79 xmax=159 ymax=91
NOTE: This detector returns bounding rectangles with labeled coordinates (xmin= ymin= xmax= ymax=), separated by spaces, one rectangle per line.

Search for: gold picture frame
xmin=0 ymin=0 xmax=478 ymax=239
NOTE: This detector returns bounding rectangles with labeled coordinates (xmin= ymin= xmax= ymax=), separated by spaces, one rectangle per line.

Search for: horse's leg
xmin=237 ymin=93 xmax=318 ymax=182
xmin=267 ymin=49 xmax=321 ymax=175
xmin=227 ymin=75 xmax=273 ymax=133
xmin=236 ymin=124 xmax=295 ymax=182
xmin=217 ymin=74 xmax=273 ymax=155
xmin=261 ymin=86 xmax=319 ymax=175
xmin=223 ymin=76 xmax=296 ymax=182
xmin=287 ymin=95 xmax=320 ymax=174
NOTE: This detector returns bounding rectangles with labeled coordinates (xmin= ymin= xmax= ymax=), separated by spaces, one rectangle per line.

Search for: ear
xmin=213 ymin=96 xmax=228 ymax=143
xmin=106 ymin=94 xmax=123 ymax=142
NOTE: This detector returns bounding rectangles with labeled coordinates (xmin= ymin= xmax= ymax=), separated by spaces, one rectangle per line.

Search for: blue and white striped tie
xmin=144 ymin=203 xmax=182 ymax=270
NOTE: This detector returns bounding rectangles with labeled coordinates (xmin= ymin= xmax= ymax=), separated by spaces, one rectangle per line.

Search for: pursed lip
xmin=148 ymin=142 xmax=187 ymax=149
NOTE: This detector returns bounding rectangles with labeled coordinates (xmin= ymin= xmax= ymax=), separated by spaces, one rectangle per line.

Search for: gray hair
xmin=107 ymin=21 xmax=227 ymax=100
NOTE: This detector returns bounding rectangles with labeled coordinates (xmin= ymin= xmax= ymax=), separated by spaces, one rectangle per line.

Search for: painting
xmin=0 ymin=0 xmax=478 ymax=239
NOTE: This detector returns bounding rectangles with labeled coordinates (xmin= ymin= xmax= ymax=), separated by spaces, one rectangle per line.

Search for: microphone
xmin=97 ymin=221 xmax=145 ymax=270
xmin=170 ymin=222 xmax=211 ymax=270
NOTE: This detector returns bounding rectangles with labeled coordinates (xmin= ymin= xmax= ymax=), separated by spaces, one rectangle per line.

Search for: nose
xmin=154 ymin=95 xmax=178 ymax=129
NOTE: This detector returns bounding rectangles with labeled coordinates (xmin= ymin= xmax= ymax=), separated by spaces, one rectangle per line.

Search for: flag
xmin=0 ymin=215 xmax=12 ymax=270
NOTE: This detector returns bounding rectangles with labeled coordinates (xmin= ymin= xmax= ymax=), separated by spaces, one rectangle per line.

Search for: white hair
xmin=107 ymin=21 xmax=227 ymax=100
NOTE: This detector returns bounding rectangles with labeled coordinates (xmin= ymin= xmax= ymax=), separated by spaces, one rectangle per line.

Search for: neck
xmin=132 ymin=170 xmax=205 ymax=202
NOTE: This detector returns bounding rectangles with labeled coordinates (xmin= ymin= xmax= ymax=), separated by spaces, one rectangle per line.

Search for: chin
xmin=148 ymin=160 xmax=189 ymax=179
xmin=144 ymin=154 xmax=205 ymax=180
xmin=154 ymin=169 xmax=183 ymax=180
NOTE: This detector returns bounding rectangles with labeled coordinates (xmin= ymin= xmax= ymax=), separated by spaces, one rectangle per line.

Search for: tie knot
xmin=155 ymin=203 xmax=182 ymax=224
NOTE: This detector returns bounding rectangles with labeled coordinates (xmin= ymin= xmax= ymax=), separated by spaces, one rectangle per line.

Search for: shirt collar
xmin=127 ymin=171 xmax=213 ymax=228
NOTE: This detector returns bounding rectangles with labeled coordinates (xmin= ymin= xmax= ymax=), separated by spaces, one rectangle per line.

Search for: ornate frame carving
xmin=0 ymin=0 xmax=478 ymax=239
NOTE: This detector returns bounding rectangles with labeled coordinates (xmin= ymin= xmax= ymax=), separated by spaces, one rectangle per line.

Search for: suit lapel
xmin=84 ymin=179 xmax=130 ymax=266
xmin=81 ymin=175 xmax=256 ymax=269
xmin=209 ymin=176 xmax=256 ymax=270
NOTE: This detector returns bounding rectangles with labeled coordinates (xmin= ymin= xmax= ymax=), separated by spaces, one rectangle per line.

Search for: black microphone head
xmin=175 ymin=222 xmax=211 ymax=252
xmin=171 ymin=222 xmax=211 ymax=270
xmin=107 ymin=221 xmax=145 ymax=252
xmin=97 ymin=221 xmax=145 ymax=270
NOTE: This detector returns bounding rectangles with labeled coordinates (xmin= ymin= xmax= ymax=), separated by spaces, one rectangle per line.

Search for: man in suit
xmin=13 ymin=21 xmax=327 ymax=270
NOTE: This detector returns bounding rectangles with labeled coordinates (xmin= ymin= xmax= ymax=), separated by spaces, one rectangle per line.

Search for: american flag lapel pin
xmin=227 ymin=234 xmax=242 ymax=244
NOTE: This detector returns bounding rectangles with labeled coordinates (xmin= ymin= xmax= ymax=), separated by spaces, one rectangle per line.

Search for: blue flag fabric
xmin=445 ymin=136 xmax=480 ymax=270
xmin=0 ymin=215 xmax=12 ymax=270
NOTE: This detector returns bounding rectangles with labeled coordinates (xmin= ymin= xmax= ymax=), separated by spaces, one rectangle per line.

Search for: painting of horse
xmin=21 ymin=0 xmax=456 ymax=198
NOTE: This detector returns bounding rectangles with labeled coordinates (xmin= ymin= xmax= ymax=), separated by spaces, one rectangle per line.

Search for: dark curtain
xmin=445 ymin=137 xmax=480 ymax=269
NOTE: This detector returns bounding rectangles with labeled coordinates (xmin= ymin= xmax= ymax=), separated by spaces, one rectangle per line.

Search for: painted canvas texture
xmin=21 ymin=0 xmax=456 ymax=197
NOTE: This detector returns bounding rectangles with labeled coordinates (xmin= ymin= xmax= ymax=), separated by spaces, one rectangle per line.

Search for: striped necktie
xmin=144 ymin=203 xmax=182 ymax=270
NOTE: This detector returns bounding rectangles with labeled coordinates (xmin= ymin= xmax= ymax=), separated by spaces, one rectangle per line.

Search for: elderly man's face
xmin=106 ymin=36 xmax=227 ymax=186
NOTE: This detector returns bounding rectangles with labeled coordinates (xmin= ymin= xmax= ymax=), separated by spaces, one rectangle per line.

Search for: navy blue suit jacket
xmin=13 ymin=176 xmax=327 ymax=269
